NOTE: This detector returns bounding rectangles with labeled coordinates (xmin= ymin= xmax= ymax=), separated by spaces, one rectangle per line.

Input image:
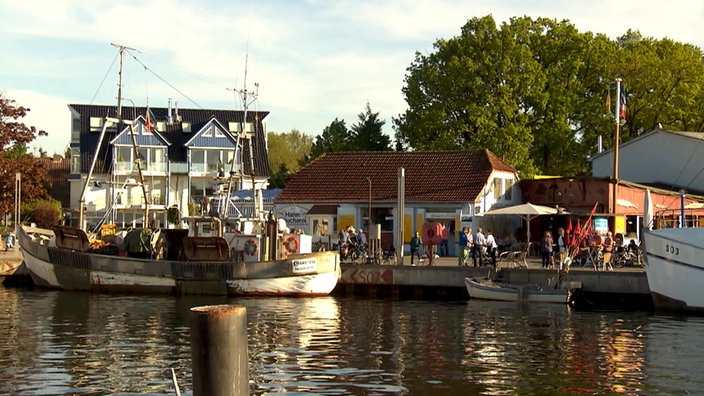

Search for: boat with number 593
xmin=641 ymin=189 xmax=704 ymax=312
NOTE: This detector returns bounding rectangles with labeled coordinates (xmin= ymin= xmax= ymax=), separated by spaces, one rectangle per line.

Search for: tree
xmin=349 ymin=102 xmax=391 ymax=151
xmin=303 ymin=118 xmax=353 ymax=164
xmin=22 ymin=198 xmax=61 ymax=228
xmin=393 ymin=15 xmax=704 ymax=177
xmin=267 ymin=129 xmax=312 ymax=188
xmin=394 ymin=15 xmax=542 ymax=176
xmin=0 ymin=94 xmax=50 ymax=218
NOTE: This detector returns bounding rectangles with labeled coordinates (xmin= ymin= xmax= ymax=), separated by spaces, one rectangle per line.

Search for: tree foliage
xmin=23 ymin=198 xmax=62 ymax=228
xmin=349 ymin=102 xmax=391 ymax=151
xmin=393 ymin=15 xmax=704 ymax=177
xmin=0 ymin=94 xmax=50 ymax=217
xmin=267 ymin=129 xmax=313 ymax=188
xmin=305 ymin=118 xmax=352 ymax=164
xmin=304 ymin=103 xmax=392 ymax=165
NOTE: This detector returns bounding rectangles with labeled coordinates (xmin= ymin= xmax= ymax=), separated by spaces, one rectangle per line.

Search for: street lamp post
xmin=365 ymin=177 xmax=372 ymax=230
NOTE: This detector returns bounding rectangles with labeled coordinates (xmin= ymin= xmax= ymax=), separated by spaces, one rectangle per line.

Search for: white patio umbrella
xmin=643 ymin=189 xmax=653 ymax=230
xmin=483 ymin=202 xmax=560 ymax=243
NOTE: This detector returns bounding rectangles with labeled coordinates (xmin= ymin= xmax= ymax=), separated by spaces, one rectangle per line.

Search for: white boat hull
xmin=464 ymin=277 xmax=568 ymax=304
xmin=19 ymin=226 xmax=340 ymax=297
xmin=642 ymin=227 xmax=704 ymax=312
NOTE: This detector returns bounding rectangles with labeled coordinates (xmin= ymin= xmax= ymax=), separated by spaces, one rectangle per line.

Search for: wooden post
xmin=190 ymin=305 xmax=249 ymax=396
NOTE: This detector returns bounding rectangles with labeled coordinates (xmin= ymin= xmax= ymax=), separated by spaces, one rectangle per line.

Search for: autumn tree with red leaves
xmin=0 ymin=93 xmax=50 ymax=221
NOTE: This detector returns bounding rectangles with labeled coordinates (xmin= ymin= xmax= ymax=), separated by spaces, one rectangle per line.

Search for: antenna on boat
xmin=224 ymin=52 xmax=259 ymax=220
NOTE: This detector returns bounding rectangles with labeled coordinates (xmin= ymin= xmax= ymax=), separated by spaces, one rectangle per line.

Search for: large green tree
xmin=393 ymin=15 xmax=704 ymax=177
xmin=0 ymin=94 xmax=50 ymax=218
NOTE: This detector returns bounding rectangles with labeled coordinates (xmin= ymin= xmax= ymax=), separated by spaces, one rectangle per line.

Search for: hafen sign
xmin=276 ymin=204 xmax=310 ymax=230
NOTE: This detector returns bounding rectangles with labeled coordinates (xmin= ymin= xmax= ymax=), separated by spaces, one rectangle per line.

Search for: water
xmin=1 ymin=285 xmax=703 ymax=395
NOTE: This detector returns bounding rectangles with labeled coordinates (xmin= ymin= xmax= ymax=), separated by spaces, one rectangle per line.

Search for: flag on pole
xmin=619 ymin=85 xmax=627 ymax=121
xmin=145 ymin=107 xmax=156 ymax=132
xmin=566 ymin=218 xmax=573 ymax=245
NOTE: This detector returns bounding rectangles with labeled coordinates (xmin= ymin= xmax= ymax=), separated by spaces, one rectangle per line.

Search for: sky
xmin=3 ymin=0 xmax=704 ymax=155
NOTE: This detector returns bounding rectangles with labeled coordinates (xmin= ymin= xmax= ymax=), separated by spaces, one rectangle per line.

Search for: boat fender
xmin=244 ymin=239 xmax=258 ymax=256
xmin=285 ymin=237 xmax=299 ymax=253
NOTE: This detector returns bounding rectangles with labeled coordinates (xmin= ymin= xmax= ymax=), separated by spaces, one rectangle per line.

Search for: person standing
xmin=557 ymin=227 xmax=566 ymax=269
xmin=410 ymin=231 xmax=422 ymax=265
xmin=602 ymin=231 xmax=614 ymax=271
xmin=338 ymin=226 xmax=350 ymax=259
xmin=458 ymin=227 xmax=469 ymax=266
xmin=541 ymin=231 xmax=554 ymax=269
xmin=358 ymin=229 xmax=367 ymax=248
xmin=472 ymin=227 xmax=486 ymax=267
xmin=485 ymin=229 xmax=497 ymax=267
xmin=5 ymin=231 xmax=15 ymax=252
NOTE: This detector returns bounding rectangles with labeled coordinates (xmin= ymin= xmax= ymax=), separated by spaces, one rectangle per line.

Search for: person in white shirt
xmin=485 ymin=229 xmax=497 ymax=266
xmin=472 ymin=228 xmax=486 ymax=267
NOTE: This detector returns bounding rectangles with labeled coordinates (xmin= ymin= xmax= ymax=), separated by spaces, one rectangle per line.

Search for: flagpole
xmin=612 ymin=78 xmax=621 ymax=216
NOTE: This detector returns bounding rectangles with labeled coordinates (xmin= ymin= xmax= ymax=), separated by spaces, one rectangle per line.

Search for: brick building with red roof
xmin=275 ymin=149 xmax=521 ymax=256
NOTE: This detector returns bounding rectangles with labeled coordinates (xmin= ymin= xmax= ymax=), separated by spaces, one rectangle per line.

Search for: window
xmin=493 ymin=178 xmax=502 ymax=199
xmin=191 ymin=149 xmax=205 ymax=172
xmin=137 ymin=147 xmax=148 ymax=168
xmin=151 ymin=147 xmax=166 ymax=172
xmin=228 ymin=122 xmax=240 ymax=133
xmin=71 ymin=116 xmax=81 ymax=142
xmin=224 ymin=150 xmax=236 ymax=174
xmin=115 ymin=146 xmax=132 ymax=171
xmin=206 ymin=150 xmax=221 ymax=173
xmin=90 ymin=117 xmax=103 ymax=132
xmin=71 ymin=148 xmax=81 ymax=173
xmin=182 ymin=122 xmax=191 ymax=133
xmin=505 ymin=178 xmax=514 ymax=200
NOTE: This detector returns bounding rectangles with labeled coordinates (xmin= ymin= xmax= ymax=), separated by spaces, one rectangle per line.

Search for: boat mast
xmin=224 ymin=53 xmax=259 ymax=219
xmin=112 ymin=43 xmax=149 ymax=228
xmin=78 ymin=43 xmax=134 ymax=230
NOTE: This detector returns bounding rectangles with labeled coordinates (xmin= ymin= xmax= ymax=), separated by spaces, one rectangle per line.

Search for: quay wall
xmin=335 ymin=263 xmax=652 ymax=306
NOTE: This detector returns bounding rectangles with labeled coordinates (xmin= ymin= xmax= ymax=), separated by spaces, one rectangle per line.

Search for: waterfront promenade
xmin=338 ymin=252 xmax=651 ymax=307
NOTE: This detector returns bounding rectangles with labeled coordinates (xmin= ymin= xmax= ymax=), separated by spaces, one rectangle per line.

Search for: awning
xmin=307 ymin=205 xmax=339 ymax=215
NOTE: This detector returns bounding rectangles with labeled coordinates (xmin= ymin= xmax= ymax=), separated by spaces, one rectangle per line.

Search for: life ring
xmin=244 ymin=239 xmax=258 ymax=256
xmin=285 ymin=237 xmax=299 ymax=253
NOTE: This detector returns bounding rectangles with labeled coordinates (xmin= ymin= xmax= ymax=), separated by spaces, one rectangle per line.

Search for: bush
xmin=24 ymin=199 xmax=61 ymax=229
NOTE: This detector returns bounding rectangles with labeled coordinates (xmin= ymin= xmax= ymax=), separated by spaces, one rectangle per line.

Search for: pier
xmin=335 ymin=256 xmax=652 ymax=309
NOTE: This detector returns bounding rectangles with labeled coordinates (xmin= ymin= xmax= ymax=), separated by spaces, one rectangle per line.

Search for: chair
xmin=586 ymin=247 xmax=602 ymax=270
xmin=506 ymin=242 xmax=530 ymax=269
xmin=497 ymin=249 xmax=513 ymax=266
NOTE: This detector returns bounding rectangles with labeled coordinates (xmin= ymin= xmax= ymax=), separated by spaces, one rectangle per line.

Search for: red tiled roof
xmin=276 ymin=149 xmax=517 ymax=203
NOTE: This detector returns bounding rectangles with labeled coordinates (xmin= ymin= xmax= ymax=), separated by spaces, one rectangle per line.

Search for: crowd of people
xmin=458 ymin=227 xmax=501 ymax=267
xmin=337 ymin=225 xmax=367 ymax=260
xmin=540 ymin=227 xmax=642 ymax=270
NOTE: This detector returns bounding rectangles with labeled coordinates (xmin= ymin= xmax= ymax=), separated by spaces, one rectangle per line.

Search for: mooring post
xmin=190 ymin=305 xmax=249 ymax=396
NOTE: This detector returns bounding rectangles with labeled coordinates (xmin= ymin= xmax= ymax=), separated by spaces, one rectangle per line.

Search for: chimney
xmin=167 ymin=98 xmax=173 ymax=125
xmin=175 ymin=100 xmax=181 ymax=122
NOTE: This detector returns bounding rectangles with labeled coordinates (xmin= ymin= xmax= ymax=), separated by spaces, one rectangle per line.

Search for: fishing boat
xmin=641 ymin=189 xmax=704 ymax=312
xmin=18 ymin=45 xmax=340 ymax=297
xmin=464 ymin=277 xmax=569 ymax=304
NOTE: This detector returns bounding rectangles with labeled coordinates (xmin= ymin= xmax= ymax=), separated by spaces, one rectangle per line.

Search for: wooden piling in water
xmin=190 ymin=305 xmax=249 ymax=396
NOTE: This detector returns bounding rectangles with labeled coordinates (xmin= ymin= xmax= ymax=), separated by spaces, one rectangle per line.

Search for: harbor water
xmin=1 ymin=284 xmax=703 ymax=395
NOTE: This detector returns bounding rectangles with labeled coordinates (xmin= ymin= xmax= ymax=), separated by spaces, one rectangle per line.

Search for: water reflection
xmin=0 ymin=285 xmax=701 ymax=394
